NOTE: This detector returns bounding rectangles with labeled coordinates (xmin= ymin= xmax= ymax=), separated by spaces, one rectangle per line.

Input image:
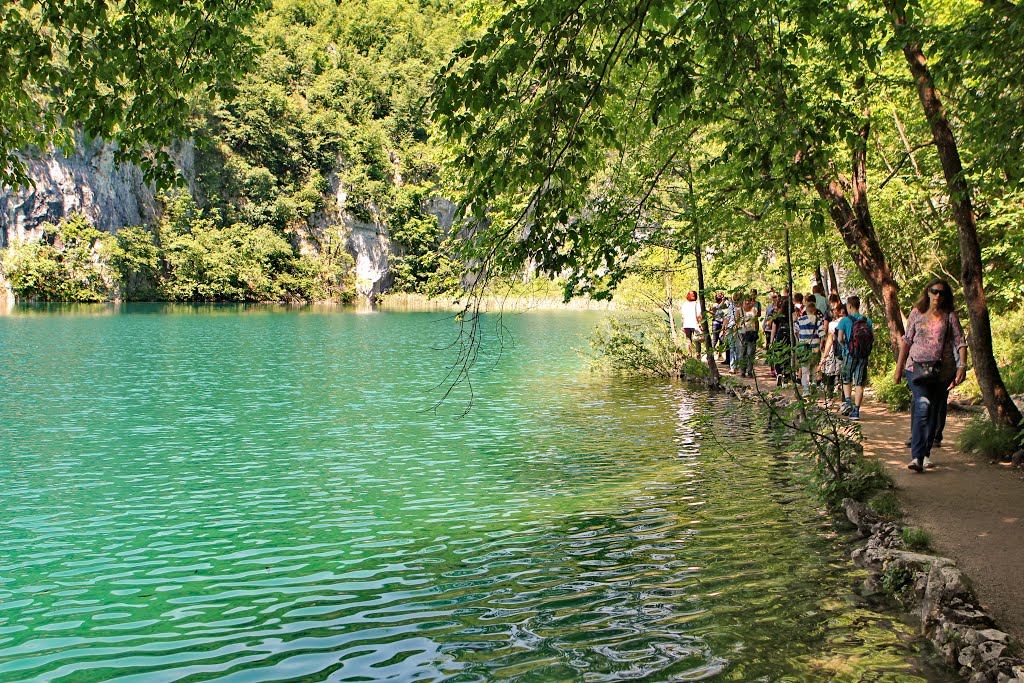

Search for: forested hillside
xmin=2 ymin=0 xmax=466 ymax=302
xmin=1 ymin=0 xmax=1021 ymax=430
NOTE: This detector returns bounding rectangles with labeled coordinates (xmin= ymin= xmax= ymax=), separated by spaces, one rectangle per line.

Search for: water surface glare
xmin=1 ymin=305 xmax=947 ymax=681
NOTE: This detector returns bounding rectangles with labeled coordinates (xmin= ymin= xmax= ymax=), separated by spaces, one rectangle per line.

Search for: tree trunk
xmin=814 ymin=174 xmax=905 ymax=358
xmin=889 ymin=6 xmax=1023 ymax=429
xmin=827 ymin=262 xmax=840 ymax=294
xmin=694 ymin=239 xmax=720 ymax=385
xmin=664 ymin=245 xmax=677 ymax=345
xmin=785 ymin=221 xmax=804 ymax=413
xmin=814 ymin=263 xmax=825 ymax=291
xmin=684 ymin=157 xmax=720 ymax=385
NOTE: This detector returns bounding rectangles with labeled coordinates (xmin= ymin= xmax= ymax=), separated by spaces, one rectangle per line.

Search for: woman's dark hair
xmin=686 ymin=290 xmax=697 ymax=302
xmin=914 ymin=278 xmax=954 ymax=314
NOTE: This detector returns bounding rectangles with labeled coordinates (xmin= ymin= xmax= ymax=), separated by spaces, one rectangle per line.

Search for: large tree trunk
xmin=814 ymin=166 xmax=905 ymax=359
xmin=888 ymin=6 xmax=1023 ymax=429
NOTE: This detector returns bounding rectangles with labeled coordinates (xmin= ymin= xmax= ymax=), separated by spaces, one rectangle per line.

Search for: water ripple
xmin=0 ymin=307 xmax=949 ymax=681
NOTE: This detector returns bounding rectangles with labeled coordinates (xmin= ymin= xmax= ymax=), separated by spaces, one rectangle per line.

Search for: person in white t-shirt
xmin=679 ymin=290 xmax=703 ymax=356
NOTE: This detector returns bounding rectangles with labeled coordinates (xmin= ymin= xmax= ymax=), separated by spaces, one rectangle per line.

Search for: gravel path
xmin=856 ymin=399 xmax=1024 ymax=647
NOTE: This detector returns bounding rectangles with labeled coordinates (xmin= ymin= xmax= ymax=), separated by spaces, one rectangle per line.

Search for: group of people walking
xmin=679 ymin=279 xmax=968 ymax=472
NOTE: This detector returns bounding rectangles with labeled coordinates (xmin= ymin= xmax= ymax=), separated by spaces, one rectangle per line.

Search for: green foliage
xmin=108 ymin=227 xmax=161 ymax=300
xmin=156 ymin=192 xmax=352 ymax=302
xmin=681 ymin=356 xmax=711 ymax=380
xmin=868 ymin=491 xmax=902 ymax=520
xmin=873 ymin=365 xmax=912 ymax=412
xmin=978 ymin=187 xmax=1024 ymax=312
xmin=901 ymin=527 xmax=931 ymax=551
xmin=587 ymin=316 xmax=684 ymax=377
xmin=2 ymin=195 xmax=355 ymax=303
xmin=189 ymin=0 xmax=465 ymax=293
xmin=990 ymin=308 xmax=1024 ymax=396
xmin=880 ymin=562 xmax=916 ymax=605
xmin=956 ymin=415 xmax=1020 ymax=461
xmin=388 ymin=187 xmax=460 ymax=296
xmin=817 ymin=450 xmax=893 ymax=507
xmin=431 ymin=0 xmax=894 ymax=300
xmin=2 ymin=213 xmax=112 ymax=302
xmin=0 ymin=0 xmax=266 ymax=188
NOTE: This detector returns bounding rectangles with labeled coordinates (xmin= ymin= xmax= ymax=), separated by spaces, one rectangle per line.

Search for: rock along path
xmin=722 ymin=358 xmax=1024 ymax=646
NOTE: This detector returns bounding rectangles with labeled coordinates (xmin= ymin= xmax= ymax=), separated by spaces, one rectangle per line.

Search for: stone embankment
xmin=693 ymin=363 xmax=1024 ymax=682
xmin=844 ymin=499 xmax=1024 ymax=683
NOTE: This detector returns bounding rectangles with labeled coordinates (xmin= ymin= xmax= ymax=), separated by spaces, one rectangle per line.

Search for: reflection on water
xmin=0 ymin=306 xmax=949 ymax=681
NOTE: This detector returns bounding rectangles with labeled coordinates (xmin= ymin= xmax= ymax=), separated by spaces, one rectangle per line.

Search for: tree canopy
xmin=0 ymin=0 xmax=267 ymax=188
xmin=432 ymin=0 xmax=1023 ymax=426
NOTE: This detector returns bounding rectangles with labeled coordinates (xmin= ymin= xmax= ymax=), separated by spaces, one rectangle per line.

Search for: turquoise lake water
xmin=0 ymin=305 xmax=949 ymax=681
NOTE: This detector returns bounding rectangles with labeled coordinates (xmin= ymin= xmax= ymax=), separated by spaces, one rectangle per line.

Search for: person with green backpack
xmin=836 ymin=295 xmax=873 ymax=420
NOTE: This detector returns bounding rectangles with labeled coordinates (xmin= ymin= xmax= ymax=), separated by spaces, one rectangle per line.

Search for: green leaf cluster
xmin=0 ymin=0 xmax=266 ymax=188
xmin=1 ymin=194 xmax=355 ymax=302
xmin=2 ymin=213 xmax=113 ymax=302
xmin=188 ymin=0 xmax=466 ymax=293
xmin=587 ymin=315 xmax=685 ymax=376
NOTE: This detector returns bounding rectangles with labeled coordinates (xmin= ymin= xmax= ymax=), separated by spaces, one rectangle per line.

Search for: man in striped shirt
xmin=792 ymin=298 xmax=825 ymax=395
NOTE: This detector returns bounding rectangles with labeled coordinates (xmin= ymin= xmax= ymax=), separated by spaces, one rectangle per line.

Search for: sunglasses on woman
xmin=929 ymin=288 xmax=947 ymax=295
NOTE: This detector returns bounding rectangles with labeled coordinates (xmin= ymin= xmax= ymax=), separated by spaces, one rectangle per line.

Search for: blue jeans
xmin=729 ymin=333 xmax=741 ymax=371
xmin=907 ymin=370 xmax=950 ymax=464
xmin=740 ymin=335 xmax=756 ymax=374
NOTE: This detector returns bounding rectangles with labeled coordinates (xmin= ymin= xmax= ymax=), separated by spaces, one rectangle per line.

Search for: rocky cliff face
xmin=0 ymin=139 xmax=454 ymax=300
xmin=0 ymin=136 xmax=170 ymax=250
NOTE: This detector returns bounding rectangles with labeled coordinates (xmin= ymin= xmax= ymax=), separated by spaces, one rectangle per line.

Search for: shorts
xmin=843 ymin=356 xmax=869 ymax=386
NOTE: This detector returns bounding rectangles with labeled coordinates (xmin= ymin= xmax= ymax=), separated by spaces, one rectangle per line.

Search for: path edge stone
xmin=843 ymin=498 xmax=1024 ymax=683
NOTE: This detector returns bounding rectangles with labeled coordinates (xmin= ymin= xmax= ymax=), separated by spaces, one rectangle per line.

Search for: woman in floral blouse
xmin=894 ymin=279 xmax=968 ymax=472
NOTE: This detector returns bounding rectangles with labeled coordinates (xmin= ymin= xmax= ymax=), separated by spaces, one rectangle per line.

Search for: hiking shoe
xmin=907 ymin=460 xmax=923 ymax=472
xmin=839 ymin=402 xmax=852 ymax=415
xmin=923 ymin=456 xmax=936 ymax=469
xmin=850 ymin=407 xmax=860 ymax=420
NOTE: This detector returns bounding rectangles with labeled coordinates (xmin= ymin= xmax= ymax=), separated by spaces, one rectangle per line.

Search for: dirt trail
xmin=725 ymin=360 xmax=1024 ymax=645
xmin=856 ymin=400 xmax=1024 ymax=646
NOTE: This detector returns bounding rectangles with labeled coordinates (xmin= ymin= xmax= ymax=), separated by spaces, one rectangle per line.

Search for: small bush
xmin=851 ymin=456 xmax=892 ymax=499
xmin=957 ymin=415 xmax=1019 ymax=461
xmin=868 ymin=491 xmax=901 ymax=519
xmin=818 ymin=449 xmax=893 ymax=505
xmin=681 ymin=356 xmax=710 ymax=380
xmin=1 ymin=213 xmax=114 ymax=301
xmin=588 ymin=316 xmax=684 ymax=377
xmin=873 ymin=365 xmax=911 ymax=412
xmin=901 ymin=527 xmax=931 ymax=550
xmin=881 ymin=562 xmax=916 ymax=605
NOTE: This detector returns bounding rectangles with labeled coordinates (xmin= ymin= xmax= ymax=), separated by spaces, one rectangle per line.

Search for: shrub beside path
xmin=726 ymin=360 xmax=1024 ymax=646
